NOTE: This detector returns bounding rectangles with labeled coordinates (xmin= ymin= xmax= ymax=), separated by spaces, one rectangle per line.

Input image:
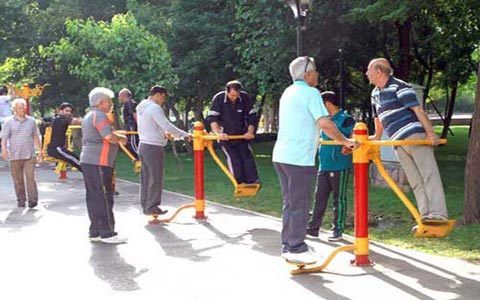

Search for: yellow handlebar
xmin=202 ymin=134 xmax=247 ymax=141
xmin=319 ymin=139 xmax=447 ymax=146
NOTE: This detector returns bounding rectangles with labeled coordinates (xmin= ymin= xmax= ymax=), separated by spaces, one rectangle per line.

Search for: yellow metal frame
xmin=290 ymin=134 xmax=454 ymax=275
xmin=290 ymin=245 xmax=355 ymax=275
xmin=319 ymin=136 xmax=455 ymax=238
xmin=204 ymin=137 xmax=261 ymax=197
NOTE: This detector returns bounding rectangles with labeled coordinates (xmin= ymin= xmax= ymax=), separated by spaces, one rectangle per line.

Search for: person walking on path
xmin=80 ymin=87 xmax=128 ymax=244
xmin=137 ymin=85 xmax=191 ymax=216
xmin=366 ymin=58 xmax=448 ymax=223
xmin=306 ymin=91 xmax=355 ymax=241
xmin=206 ymin=80 xmax=260 ymax=185
xmin=0 ymin=98 xmax=43 ymax=208
xmin=272 ymin=56 xmax=356 ymax=265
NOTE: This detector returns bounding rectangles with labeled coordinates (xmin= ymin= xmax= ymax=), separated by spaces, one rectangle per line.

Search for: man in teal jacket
xmin=307 ymin=91 xmax=355 ymax=241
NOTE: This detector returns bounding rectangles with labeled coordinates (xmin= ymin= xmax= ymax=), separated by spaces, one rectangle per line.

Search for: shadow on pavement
xmin=299 ymin=238 xmax=479 ymax=300
xmin=246 ymin=228 xmax=282 ymax=257
xmin=371 ymin=242 xmax=480 ymax=300
xmin=89 ymin=243 xmax=147 ymax=291
xmin=145 ymin=223 xmax=216 ymax=262
xmin=0 ymin=208 xmax=42 ymax=232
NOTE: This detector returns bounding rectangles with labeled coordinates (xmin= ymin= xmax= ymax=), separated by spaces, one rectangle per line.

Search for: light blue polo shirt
xmin=272 ymin=81 xmax=329 ymax=166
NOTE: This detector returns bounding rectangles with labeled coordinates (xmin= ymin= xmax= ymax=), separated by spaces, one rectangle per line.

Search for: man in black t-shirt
xmin=206 ymin=80 xmax=260 ymax=184
xmin=118 ymin=88 xmax=139 ymax=160
xmin=47 ymin=102 xmax=82 ymax=171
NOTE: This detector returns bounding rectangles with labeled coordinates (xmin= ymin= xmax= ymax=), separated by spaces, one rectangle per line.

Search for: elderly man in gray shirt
xmin=0 ymin=98 xmax=43 ymax=208
xmin=137 ymin=85 xmax=191 ymax=215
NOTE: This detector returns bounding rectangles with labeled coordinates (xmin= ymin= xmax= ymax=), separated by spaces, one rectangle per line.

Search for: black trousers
xmin=47 ymin=146 xmax=82 ymax=172
xmin=125 ymin=122 xmax=139 ymax=160
xmin=220 ymin=140 xmax=259 ymax=184
xmin=308 ymin=170 xmax=350 ymax=233
xmin=82 ymin=163 xmax=116 ymax=239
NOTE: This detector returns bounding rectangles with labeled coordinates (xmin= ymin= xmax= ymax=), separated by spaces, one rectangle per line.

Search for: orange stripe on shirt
xmin=99 ymin=139 xmax=110 ymax=166
xmin=95 ymin=119 xmax=110 ymax=132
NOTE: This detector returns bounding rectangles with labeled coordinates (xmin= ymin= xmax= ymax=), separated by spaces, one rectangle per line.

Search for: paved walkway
xmin=0 ymin=161 xmax=479 ymax=299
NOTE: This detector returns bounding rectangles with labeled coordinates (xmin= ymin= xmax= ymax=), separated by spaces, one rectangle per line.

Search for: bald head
xmin=366 ymin=58 xmax=393 ymax=88
xmin=368 ymin=58 xmax=393 ymax=76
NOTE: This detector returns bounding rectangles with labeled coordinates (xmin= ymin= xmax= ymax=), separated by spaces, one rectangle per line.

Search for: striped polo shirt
xmin=80 ymin=108 xmax=118 ymax=167
xmin=371 ymin=76 xmax=425 ymax=140
xmin=0 ymin=115 xmax=39 ymax=160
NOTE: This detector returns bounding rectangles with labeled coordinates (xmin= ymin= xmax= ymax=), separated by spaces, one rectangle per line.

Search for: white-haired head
xmin=88 ymin=87 xmax=114 ymax=107
xmin=289 ymin=56 xmax=316 ymax=81
xmin=11 ymin=98 xmax=27 ymax=109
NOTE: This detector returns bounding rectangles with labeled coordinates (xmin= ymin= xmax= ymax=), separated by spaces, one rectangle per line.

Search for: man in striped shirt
xmin=0 ymin=98 xmax=42 ymax=208
xmin=366 ymin=58 xmax=448 ymax=223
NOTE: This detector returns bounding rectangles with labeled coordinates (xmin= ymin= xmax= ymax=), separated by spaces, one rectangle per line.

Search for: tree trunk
xmin=255 ymin=95 xmax=266 ymax=131
xmin=463 ymin=62 xmax=480 ymax=224
xmin=441 ymin=81 xmax=458 ymax=138
xmin=395 ymin=20 xmax=412 ymax=82
xmin=423 ymin=59 xmax=434 ymax=109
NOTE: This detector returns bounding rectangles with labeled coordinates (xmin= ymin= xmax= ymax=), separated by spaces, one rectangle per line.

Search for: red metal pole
xmin=193 ymin=122 xmax=206 ymax=219
xmin=352 ymin=123 xmax=372 ymax=266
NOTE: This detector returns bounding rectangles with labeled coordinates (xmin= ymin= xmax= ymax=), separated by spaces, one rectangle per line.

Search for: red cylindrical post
xmin=59 ymin=169 xmax=68 ymax=180
xmin=193 ymin=122 xmax=206 ymax=219
xmin=352 ymin=123 xmax=372 ymax=266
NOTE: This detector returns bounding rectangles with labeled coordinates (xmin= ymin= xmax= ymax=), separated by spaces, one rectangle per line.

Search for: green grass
xmin=116 ymin=126 xmax=480 ymax=262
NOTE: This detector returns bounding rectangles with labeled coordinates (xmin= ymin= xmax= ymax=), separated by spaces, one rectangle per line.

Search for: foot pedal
xmin=234 ymin=183 xmax=261 ymax=197
xmin=413 ymin=220 xmax=456 ymax=238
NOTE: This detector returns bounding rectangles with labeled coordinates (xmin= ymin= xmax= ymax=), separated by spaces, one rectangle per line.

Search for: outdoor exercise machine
xmin=151 ymin=121 xmax=261 ymax=224
xmin=42 ymin=124 xmax=81 ymax=179
xmin=8 ymin=83 xmax=49 ymax=115
xmin=290 ymin=122 xmax=455 ymax=275
xmin=115 ymin=130 xmax=141 ymax=173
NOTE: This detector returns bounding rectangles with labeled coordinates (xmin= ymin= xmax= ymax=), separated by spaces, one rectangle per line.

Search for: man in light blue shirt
xmin=273 ymin=56 xmax=356 ymax=265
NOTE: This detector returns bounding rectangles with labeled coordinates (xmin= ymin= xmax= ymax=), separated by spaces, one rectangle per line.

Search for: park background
xmin=1 ymin=0 xmax=479 ymax=261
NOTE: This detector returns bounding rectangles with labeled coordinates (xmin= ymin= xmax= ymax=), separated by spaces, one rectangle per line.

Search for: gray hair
xmin=88 ymin=87 xmax=114 ymax=107
xmin=289 ymin=56 xmax=316 ymax=81
xmin=11 ymin=98 xmax=27 ymax=109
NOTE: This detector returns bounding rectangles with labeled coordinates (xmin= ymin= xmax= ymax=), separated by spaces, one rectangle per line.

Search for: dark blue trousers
xmin=82 ymin=163 xmax=116 ymax=239
xmin=220 ymin=140 xmax=259 ymax=184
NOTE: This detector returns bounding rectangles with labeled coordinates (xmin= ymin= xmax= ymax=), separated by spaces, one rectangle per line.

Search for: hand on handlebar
xmin=243 ymin=132 xmax=255 ymax=140
xmin=343 ymin=139 xmax=358 ymax=150
xmin=216 ymin=133 xmax=229 ymax=141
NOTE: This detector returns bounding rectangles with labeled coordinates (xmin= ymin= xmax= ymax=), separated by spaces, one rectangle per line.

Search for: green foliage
xmin=45 ymin=13 xmax=177 ymax=104
xmin=233 ymin=0 xmax=294 ymax=98
xmin=167 ymin=0 xmax=239 ymax=115
xmin=0 ymin=57 xmax=32 ymax=84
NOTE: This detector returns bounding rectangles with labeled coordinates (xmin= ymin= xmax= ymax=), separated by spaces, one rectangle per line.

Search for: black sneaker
xmin=17 ymin=202 xmax=26 ymax=208
xmin=306 ymin=228 xmax=319 ymax=237
xmin=28 ymin=202 xmax=38 ymax=208
xmin=328 ymin=230 xmax=342 ymax=241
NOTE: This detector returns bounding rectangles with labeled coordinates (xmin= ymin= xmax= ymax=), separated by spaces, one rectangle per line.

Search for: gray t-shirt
xmin=0 ymin=115 xmax=39 ymax=161
xmin=80 ymin=108 xmax=118 ymax=167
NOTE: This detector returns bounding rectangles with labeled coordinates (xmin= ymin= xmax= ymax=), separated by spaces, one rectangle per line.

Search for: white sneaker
xmin=89 ymin=236 xmax=101 ymax=242
xmin=284 ymin=250 xmax=317 ymax=264
xmin=100 ymin=235 xmax=128 ymax=244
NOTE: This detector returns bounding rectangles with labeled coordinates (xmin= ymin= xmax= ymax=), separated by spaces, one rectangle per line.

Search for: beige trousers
xmin=394 ymin=133 xmax=448 ymax=217
xmin=9 ymin=158 xmax=38 ymax=205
